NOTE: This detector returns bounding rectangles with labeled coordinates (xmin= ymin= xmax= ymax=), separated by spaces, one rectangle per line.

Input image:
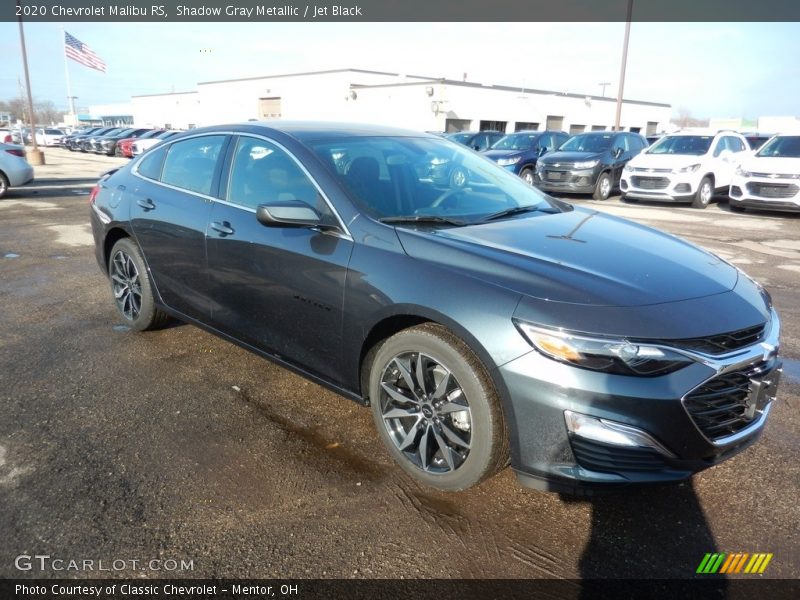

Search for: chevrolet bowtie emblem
xmin=768 ymin=173 xmax=780 ymax=179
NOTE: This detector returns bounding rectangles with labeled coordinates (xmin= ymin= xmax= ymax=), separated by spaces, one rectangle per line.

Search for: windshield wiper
xmin=478 ymin=204 xmax=558 ymax=223
xmin=380 ymin=215 xmax=468 ymax=227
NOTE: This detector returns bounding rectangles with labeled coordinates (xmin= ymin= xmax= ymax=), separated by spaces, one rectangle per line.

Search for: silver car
xmin=0 ymin=143 xmax=34 ymax=198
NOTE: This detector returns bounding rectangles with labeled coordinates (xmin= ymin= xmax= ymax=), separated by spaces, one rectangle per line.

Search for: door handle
xmin=137 ymin=198 xmax=155 ymax=211
xmin=211 ymin=221 xmax=235 ymax=236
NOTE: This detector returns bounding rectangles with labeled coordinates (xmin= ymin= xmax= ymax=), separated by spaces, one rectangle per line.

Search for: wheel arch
xmin=103 ymin=226 xmax=131 ymax=271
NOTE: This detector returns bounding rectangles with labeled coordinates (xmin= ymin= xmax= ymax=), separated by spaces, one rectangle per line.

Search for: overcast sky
xmin=1 ymin=21 xmax=798 ymax=119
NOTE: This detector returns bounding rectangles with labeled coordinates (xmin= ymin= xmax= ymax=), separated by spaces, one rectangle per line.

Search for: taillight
xmin=5 ymin=148 xmax=25 ymax=157
xmin=2 ymin=134 xmax=11 ymax=143
xmin=88 ymin=184 xmax=100 ymax=205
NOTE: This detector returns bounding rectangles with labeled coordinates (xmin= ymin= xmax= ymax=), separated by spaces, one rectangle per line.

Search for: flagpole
xmin=62 ymin=27 xmax=76 ymax=124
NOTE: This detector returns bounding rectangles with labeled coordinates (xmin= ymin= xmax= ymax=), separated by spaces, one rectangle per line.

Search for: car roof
xmin=189 ymin=121 xmax=439 ymax=143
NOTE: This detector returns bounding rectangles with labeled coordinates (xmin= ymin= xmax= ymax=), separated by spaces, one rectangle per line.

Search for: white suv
xmin=620 ymin=130 xmax=749 ymax=208
xmin=729 ymin=134 xmax=800 ymax=213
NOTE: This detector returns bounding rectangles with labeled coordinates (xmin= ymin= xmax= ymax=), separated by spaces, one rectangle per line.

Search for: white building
xmin=131 ymin=68 xmax=671 ymax=135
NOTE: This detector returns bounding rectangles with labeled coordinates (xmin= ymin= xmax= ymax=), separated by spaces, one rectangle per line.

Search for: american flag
xmin=64 ymin=31 xmax=106 ymax=73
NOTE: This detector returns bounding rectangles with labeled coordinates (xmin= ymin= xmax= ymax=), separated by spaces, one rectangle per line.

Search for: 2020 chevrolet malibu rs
xmin=89 ymin=122 xmax=782 ymax=493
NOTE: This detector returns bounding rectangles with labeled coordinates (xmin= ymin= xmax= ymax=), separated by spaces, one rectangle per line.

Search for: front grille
xmin=746 ymin=182 xmax=799 ymax=199
xmin=684 ymin=360 xmax=772 ymax=441
xmin=631 ymin=167 xmax=672 ymax=173
xmin=631 ymin=176 xmax=670 ymax=189
xmin=751 ymin=172 xmax=800 ymax=179
xmin=545 ymin=170 xmax=569 ymax=181
xmin=663 ymin=323 xmax=767 ymax=355
xmin=570 ymin=436 xmax=668 ymax=473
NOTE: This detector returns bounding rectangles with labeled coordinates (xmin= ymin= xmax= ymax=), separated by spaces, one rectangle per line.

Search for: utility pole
xmin=17 ymin=0 xmax=44 ymax=164
xmin=614 ymin=0 xmax=633 ymax=132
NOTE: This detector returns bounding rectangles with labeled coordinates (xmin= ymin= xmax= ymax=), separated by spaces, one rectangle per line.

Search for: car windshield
xmin=647 ymin=135 xmax=713 ymax=156
xmin=756 ymin=136 xmax=800 ymax=158
xmin=311 ymin=136 xmax=560 ymax=224
xmin=558 ymin=134 xmax=614 ymax=153
xmin=491 ymin=133 xmax=538 ymax=151
xmin=446 ymin=133 xmax=474 ymax=144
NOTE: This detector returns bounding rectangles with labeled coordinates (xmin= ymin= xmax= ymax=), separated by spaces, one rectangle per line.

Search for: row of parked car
xmin=62 ymin=127 xmax=182 ymax=157
xmin=445 ymin=128 xmax=800 ymax=213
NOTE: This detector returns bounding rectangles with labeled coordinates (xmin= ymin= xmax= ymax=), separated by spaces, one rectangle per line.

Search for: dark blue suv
xmin=482 ymin=131 xmax=569 ymax=184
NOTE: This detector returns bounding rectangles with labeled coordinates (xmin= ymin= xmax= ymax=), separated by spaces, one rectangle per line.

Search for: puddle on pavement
xmin=112 ymin=324 xmax=131 ymax=333
xmin=782 ymin=358 xmax=800 ymax=383
xmin=4 ymin=253 xmax=20 ymax=259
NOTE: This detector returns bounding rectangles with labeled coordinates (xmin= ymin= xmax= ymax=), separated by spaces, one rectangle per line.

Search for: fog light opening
xmin=564 ymin=410 xmax=675 ymax=457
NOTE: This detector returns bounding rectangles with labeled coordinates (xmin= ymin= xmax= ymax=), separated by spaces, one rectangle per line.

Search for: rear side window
xmin=136 ymin=146 xmax=167 ymax=180
xmin=160 ymin=135 xmax=225 ymax=196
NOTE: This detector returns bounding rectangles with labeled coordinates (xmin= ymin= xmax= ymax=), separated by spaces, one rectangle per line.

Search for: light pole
xmin=614 ymin=0 xmax=633 ymax=132
xmin=17 ymin=0 xmax=44 ymax=164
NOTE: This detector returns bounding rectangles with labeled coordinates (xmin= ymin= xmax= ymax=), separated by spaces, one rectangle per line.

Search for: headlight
xmin=624 ymin=164 xmax=634 ymax=172
xmin=514 ymin=321 xmax=693 ymax=377
xmin=735 ymin=165 xmax=751 ymax=177
xmin=497 ymin=156 xmax=521 ymax=166
xmin=573 ymin=160 xmax=599 ymax=169
xmin=673 ymin=163 xmax=701 ymax=174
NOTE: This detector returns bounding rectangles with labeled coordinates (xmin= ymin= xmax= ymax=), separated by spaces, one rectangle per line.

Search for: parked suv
xmin=535 ymin=131 xmax=647 ymax=200
xmin=482 ymin=131 xmax=569 ymax=184
xmin=446 ymin=131 xmax=505 ymax=152
xmin=729 ymin=134 xmax=800 ymax=213
xmin=93 ymin=128 xmax=151 ymax=156
xmin=621 ymin=130 xmax=749 ymax=209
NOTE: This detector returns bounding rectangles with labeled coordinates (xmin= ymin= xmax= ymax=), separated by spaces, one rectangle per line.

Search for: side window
xmin=136 ymin=145 xmax=167 ymax=180
xmin=713 ymin=137 xmax=729 ymax=157
xmin=161 ymin=135 xmax=225 ymax=196
xmin=538 ymin=134 xmax=553 ymax=151
xmin=728 ymin=137 xmax=746 ymax=152
xmin=227 ymin=136 xmax=337 ymax=226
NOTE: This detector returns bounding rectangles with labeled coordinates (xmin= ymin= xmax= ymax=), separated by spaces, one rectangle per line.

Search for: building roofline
xmin=197 ymin=68 xmax=434 ymax=86
xmin=351 ymin=78 xmax=670 ymax=108
xmin=132 ymin=91 xmax=198 ymax=98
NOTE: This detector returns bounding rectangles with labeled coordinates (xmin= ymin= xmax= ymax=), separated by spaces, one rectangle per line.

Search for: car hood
xmin=629 ymin=153 xmax=706 ymax=170
xmin=539 ymin=151 xmax=603 ymax=164
xmin=395 ymin=207 xmax=739 ymax=307
xmin=483 ymin=149 xmax=526 ymax=161
xmin=738 ymin=155 xmax=800 ymax=174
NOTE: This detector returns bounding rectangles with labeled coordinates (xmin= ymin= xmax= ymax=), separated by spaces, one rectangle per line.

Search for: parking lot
xmin=0 ymin=148 xmax=798 ymax=581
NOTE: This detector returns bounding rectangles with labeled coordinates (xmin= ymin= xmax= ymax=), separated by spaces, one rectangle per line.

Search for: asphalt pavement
xmin=1 ymin=149 xmax=798 ymax=582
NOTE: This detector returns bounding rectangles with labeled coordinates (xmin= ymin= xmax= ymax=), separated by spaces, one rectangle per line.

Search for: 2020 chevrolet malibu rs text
xmin=90 ymin=122 xmax=782 ymax=493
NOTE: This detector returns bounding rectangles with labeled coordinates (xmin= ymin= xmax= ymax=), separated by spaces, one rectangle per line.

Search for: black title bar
xmin=4 ymin=0 xmax=800 ymax=22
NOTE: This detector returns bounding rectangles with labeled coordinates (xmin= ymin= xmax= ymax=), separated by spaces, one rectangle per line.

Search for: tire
xmin=692 ymin=176 xmax=713 ymax=209
xmin=593 ymin=172 xmax=612 ymax=200
xmin=368 ymin=323 xmax=509 ymax=491
xmin=0 ymin=172 xmax=9 ymax=199
xmin=108 ymin=238 xmax=170 ymax=331
xmin=519 ymin=167 xmax=535 ymax=185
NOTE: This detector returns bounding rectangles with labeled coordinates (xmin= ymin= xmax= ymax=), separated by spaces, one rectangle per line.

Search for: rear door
xmin=205 ymin=134 xmax=354 ymax=382
xmin=129 ymin=134 xmax=229 ymax=320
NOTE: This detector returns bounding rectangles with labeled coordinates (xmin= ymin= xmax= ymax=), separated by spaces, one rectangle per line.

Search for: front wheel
xmin=593 ymin=172 xmax=612 ymax=200
xmin=109 ymin=238 xmax=170 ymax=331
xmin=368 ymin=324 xmax=508 ymax=491
xmin=519 ymin=167 xmax=535 ymax=185
xmin=692 ymin=176 xmax=713 ymax=209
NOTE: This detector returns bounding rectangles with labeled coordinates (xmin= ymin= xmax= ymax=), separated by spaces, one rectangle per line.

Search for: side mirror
xmin=613 ymin=147 xmax=623 ymax=158
xmin=256 ymin=200 xmax=322 ymax=228
xmin=538 ymin=146 xmax=549 ymax=156
xmin=719 ymin=149 xmax=734 ymax=162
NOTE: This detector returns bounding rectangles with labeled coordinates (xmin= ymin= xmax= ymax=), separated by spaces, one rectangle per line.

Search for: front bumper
xmin=620 ymin=171 xmax=698 ymax=202
xmin=534 ymin=166 xmax=598 ymax=194
xmin=498 ymin=310 xmax=781 ymax=493
xmin=729 ymin=176 xmax=800 ymax=213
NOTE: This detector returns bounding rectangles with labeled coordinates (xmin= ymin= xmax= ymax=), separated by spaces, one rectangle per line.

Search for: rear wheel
xmin=593 ymin=172 xmax=612 ymax=200
xmin=692 ymin=176 xmax=713 ymax=209
xmin=368 ymin=324 xmax=508 ymax=491
xmin=0 ymin=172 xmax=9 ymax=199
xmin=109 ymin=238 xmax=170 ymax=331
